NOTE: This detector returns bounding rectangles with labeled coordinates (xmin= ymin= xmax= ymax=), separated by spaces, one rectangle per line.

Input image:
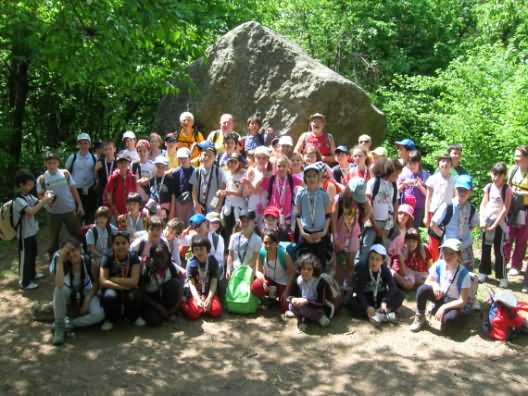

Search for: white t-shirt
xmin=12 ymin=194 xmax=39 ymax=239
xmin=426 ymin=173 xmax=456 ymax=212
xmin=366 ymin=178 xmax=394 ymax=221
xmin=85 ymin=224 xmax=118 ymax=256
xmin=228 ymin=232 xmax=262 ymax=269
xmin=429 ymin=260 xmax=470 ymax=300
xmin=225 ymin=169 xmax=248 ymax=210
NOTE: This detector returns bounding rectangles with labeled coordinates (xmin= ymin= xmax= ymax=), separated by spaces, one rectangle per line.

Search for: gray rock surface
xmin=153 ymin=21 xmax=385 ymax=145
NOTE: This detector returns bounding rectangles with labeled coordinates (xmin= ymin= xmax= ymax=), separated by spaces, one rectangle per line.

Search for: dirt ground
xmin=0 ymin=231 xmax=527 ymax=396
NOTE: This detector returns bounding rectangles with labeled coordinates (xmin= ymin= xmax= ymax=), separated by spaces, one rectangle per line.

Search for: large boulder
xmin=153 ymin=21 xmax=385 ymax=146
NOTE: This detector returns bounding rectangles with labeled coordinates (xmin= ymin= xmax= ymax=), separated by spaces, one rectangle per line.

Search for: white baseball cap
xmin=278 ymin=135 xmax=294 ymax=146
xmin=77 ymin=132 xmax=91 ymax=142
xmin=122 ymin=130 xmax=136 ymax=140
xmin=254 ymin=146 xmax=271 ymax=157
xmin=176 ymin=147 xmax=191 ymax=158
xmin=440 ymin=239 xmax=462 ymax=252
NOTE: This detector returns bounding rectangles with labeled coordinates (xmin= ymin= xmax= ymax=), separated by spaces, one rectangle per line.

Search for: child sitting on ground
xmin=286 ymin=253 xmax=334 ymax=331
xmin=84 ymin=206 xmax=118 ymax=280
xmin=181 ymin=235 xmax=222 ymax=320
xmin=350 ymin=244 xmax=404 ymax=327
xmin=392 ymin=228 xmax=432 ymax=290
xmin=410 ymin=239 xmax=472 ymax=334
xmin=121 ymin=192 xmax=145 ymax=239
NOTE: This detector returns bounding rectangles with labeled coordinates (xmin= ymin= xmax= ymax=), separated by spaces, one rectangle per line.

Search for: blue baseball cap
xmin=370 ymin=244 xmax=387 ymax=257
xmin=395 ymin=139 xmax=417 ymax=151
xmin=455 ymin=174 xmax=473 ymax=190
xmin=189 ymin=213 xmax=207 ymax=226
xmin=197 ymin=140 xmax=216 ymax=153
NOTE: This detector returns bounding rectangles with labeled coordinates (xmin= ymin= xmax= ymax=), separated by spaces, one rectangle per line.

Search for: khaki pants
xmin=47 ymin=211 xmax=81 ymax=256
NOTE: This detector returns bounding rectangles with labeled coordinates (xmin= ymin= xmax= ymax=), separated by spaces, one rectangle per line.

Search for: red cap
xmin=264 ymin=206 xmax=280 ymax=218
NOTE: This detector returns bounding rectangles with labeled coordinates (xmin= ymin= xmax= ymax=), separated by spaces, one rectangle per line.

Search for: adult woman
xmin=149 ymin=132 xmax=166 ymax=160
xmin=176 ymin=112 xmax=204 ymax=161
xmin=504 ymin=145 xmax=528 ymax=290
xmin=294 ymin=113 xmax=336 ymax=164
xmin=99 ymin=231 xmax=144 ymax=331
xmin=251 ymin=232 xmax=295 ymax=311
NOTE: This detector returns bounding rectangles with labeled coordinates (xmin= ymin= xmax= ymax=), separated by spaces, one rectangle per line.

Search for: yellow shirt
xmin=207 ymin=129 xmax=225 ymax=155
xmin=510 ymin=166 xmax=528 ymax=206
xmin=167 ymin=152 xmax=179 ymax=170
xmin=176 ymin=128 xmax=204 ymax=160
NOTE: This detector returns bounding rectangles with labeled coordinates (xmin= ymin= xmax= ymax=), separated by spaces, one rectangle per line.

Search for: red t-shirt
xmin=304 ymin=132 xmax=332 ymax=157
xmin=406 ymin=245 xmax=431 ymax=273
xmin=105 ymin=169 xmax=137 ymax=215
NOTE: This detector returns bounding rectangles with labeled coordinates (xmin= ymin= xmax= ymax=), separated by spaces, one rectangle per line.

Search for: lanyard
xmin=115 ymin=255 xmax=130 ymax=278
xmin=198 ymin=258 xmax=209 ymax=295
xmin=276 ymin=176 xmax=288 ymax=206
xmin=199 ymin=167 xmax=215 ymax=206
xmin=104 ymin=160 xmax=114 ymax=180
xmin=369 ymin=267 xmax=382 ymax=303
xmin=265 ymin=251 xmax=278 ymax=281
xmin=237 ymin=232 xmax=253 ymax=264
xmin=153 ymin=175 xmax=166 ymax=200
xmin=127 ymin=214 xmax=142 ymax=232
xmin=308 ymin=192 xmax=318 ymax=227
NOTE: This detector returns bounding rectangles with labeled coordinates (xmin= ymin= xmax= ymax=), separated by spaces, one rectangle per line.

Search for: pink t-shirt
xmin=261 ymin=174 xmax=303 ymax=219
xmin=389 ymin=226 xmax=407 ymax=257
xmin=334 ymin=196 xmax=360 ymax=253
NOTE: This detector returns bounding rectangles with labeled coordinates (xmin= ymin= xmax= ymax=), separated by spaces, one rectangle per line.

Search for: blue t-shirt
xmin=244 ymin=133 xmax=265 ymax=151
xmin=295 ymin=187 xmax=329 ymax=232
xmin=432 ymin=198 xmax=478 ymax=248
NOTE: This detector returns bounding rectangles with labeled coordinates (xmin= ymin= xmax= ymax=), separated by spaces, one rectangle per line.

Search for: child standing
xmin=226 ymin=210 xmax=262 ymax=279
xmin=132 ymin=139 xmax=155 ymax=203
xmin=172 ymin=147 xmax=195 ymax=226
xmin=37 ymin=151 xmax=83 ymax=257
xmin=350 ymin=244 xmax=404 ymax=326
xmin=13 ymin=169 xmax=53 ymax=289
xmin=146 ymin=156 xmax=174 ymax=220
xmin=479 ymin=162 xmax=512 ymax=288
xmin=348 ymin=146 xmax=371 ymax=182
xmin=94 ymin=141 xmax=117 ymax=207
xmin=397 ymin=151 xmax=429 ymax=228
xmin=295 ymin=164 xmax=332 ymax=271
xmin=410 ymin=239 xmax=472 ymax=333
xmin=181 ymin=235 xmax=222 ymax=320
xmin=424 ymin=153 xmax=456 ymax=260
xmin=105 ymin=154 xmax=137 ymax=218
xmin=332 ymin=145 xmax=352 ymax=185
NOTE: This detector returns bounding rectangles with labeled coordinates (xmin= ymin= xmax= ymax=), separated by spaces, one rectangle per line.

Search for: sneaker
xmin=369 ymin=312 xmax=384 ymax=327
xmin=34 ymin=272 xmax=46 ymax=280
xmin=410 ymin=314 xmax=426 ymax=332
xmin=478 ymin=273 xmax=487 ymax=283
xmin=284 ymin=310 xmax=296 ymax=319
xmin=20 ymin=281 xmax=39 ymax=290
xmin=101 ymin=321 xmax=113 ymax=331
xmin=318 ymin=315 xmax=330 ymax=327
xmin=134 ymin=317 xmax=146 ymax=327
xmin=426 ymin=301 xmax=435 ymax=317
xmin=297 ymin=321 xmax=307 ymax=333
xmin=386 ymin=312 xmax=398 ymax=324
xmin=499 ymin=278 xmax=509 ymax=289
xmin=522 ymin=287 xmax=528 ymax=294
xmin=52 ymin=321 xmax=65 ymax=346
xmin=508 ymin=268 xmax=520 ymax=277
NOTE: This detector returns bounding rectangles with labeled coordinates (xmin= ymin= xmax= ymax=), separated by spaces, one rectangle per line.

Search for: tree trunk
xmin=7 ymin=58 xmax=29 ymax=177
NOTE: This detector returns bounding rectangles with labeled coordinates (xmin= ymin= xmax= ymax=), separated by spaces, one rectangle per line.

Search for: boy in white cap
xmin=65 ymin=133 xmax=98 ymax=223
xmin=119 ymin=130 xmax=139 ymax=162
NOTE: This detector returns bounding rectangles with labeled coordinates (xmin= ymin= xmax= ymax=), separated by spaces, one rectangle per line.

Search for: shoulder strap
xmin=508 ymin=165 xmax=519 ymax=185
xmin=259 ymin=246 xmax=266 ymax=262
xmin=337 ymin=194 xmax=344 ymax=218
xmin=278 ymin=244 xmax=286 ymax=270
xmin=392 ymin=181 xmax=397 ymax=203
xmin=11 ymin=193 xmax=24 ymax=230
xmin=440 ymin=204 xmax=454 ymax=227
xmin=456 ymin=266 xmax=469 ymax=293
xmin=132 ymin=162 xmax=141 ymax=178
xmin=435 ymin=263 xmax=441 ymax=281
xmin=68 ymin=153 xmax=77 ymax=173
xmin=92 ymin=225 xmax=98 ymax=245
xmin=38 ymin=175 xmax=46 ymax=191
xmin=288 ymin=174 xmax=294 ymax=204
xmin=501 ymin=183 xmax=508 ymax=201
xmin=106 ymin=223 xmax=113 ymax=249
xmin=372 ymin=176 xmax=381 ymax=198
xmin=470 ymin=204 xmax=476 ymax=223
xmin=90 ymin=152 xmax=96 ymax=169
xmin=193 ymin=126 xmax=199 ymax=141
xmin=212 ymin=232 xmax=219 ymax=250
xmin=268 ymin=175 xmax=276 ymax=199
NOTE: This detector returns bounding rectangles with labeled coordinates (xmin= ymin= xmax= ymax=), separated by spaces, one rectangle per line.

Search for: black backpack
xmin=428 ymin=203 xmax=476 ymax=241
xmin=68 ymin=152 xmax=97 ymax=174
xmin=371 ymin=176 xmax=398 ymax=204
xmin=81 ymin=223 xmax=113 ymax=254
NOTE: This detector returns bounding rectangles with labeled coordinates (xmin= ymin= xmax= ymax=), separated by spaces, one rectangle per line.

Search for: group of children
xmin=8 ymin=111 xmax=528 ymax=344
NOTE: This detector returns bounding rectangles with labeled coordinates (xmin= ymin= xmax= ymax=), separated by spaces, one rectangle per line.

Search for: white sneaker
xmin=369 ymin=312 xmax=384 ymax=326
xmin=284 ymin=310 xmax=296 ymax=319
xmin=478 ymin=273 xmax=487 ymax=283
xmin=508 ymin=268 xmax=520 ymax=276
xmin=34 ymin=272 xmax=46 ymax=280
xmin=499 ymin=278 xmax=509 ymax=289
xmin=20 ymin=281 xmax=39 ymax=290
xmin=318 ymin=315 xmax=330 ymax=327
xmin=101 ymin=321 xmax=113 ymax=331
xmin=386 ymin=312 xmax=398 ymax=323
xmin=134 ymin=317 xmax=146 ymax=327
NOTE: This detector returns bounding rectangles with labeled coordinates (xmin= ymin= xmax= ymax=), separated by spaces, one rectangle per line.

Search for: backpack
xmin=279 ymin=241 xmax=297 ymax=262
xmin=132 ymin=161 xmax=142 ymax=178
xmin=318 ymin=273 xmax=343 ymax=319
xmin=481 ymin=289 xmax=528 ymax=341
xmin=267 ymin=174 xmax=295 ymax=205
xmin=68 ymin=152 xmax=97 ymax=174
xmin=224 ymin=265 xmax=259 ymax=314
xmin=435 ymin=262 xmax=469 ymax=296
xmin=427 ymin=203 xmax=476 ymax=242
xmin=176 ymin=127 xmax=200 ymax=145
xmin=81 ymin=223 xmax=113 ymax=254
xmin=0 ymin=194 xmax=23 ymax=240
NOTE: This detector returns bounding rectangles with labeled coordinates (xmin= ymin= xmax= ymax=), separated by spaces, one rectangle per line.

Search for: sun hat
xmin=398 ymin=204 xmax=415 ymax=220
xmin=309 ymin=113 xmax=326 ymax=121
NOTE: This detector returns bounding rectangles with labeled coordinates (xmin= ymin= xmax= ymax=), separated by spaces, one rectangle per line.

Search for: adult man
xmin=206 ymin=113 xmax=238 ymax=155
xmin=294 ymin=113 xmax=336 ymax=164
xmin=65 ymin=133 xmax=98 ymax=223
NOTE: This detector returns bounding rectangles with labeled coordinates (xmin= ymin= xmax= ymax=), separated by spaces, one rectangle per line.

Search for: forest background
xmin=1 ymin=0 xmax=527 ymax=201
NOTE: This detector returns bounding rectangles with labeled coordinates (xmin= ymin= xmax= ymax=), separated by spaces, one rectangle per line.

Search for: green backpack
xmin=225 ymin=265 xmax=259 ymax=314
